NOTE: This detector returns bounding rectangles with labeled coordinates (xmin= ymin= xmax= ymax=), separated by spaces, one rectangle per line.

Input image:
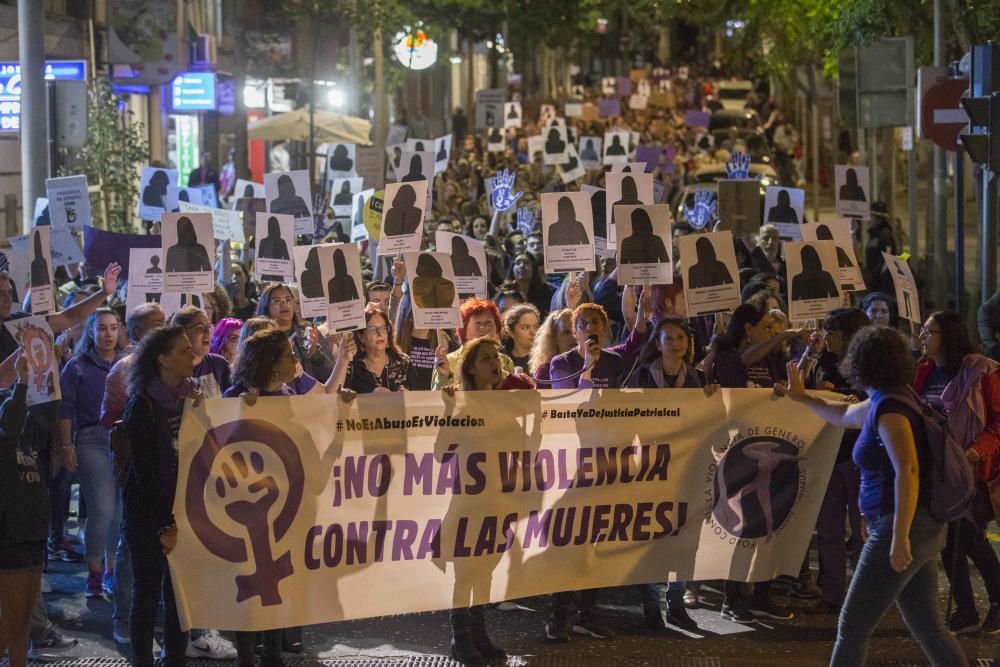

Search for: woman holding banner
xmin=329 ymin=304 xmax=414 ymax=393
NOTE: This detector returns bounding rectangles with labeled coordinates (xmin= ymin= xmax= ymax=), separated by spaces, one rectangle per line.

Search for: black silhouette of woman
xmin=507 ymin=104 xmax=519 ymax=119
xmin=269 ymin=174 xmax=311 ymax=217
xmin=580 ymin=139 xmax=599 ymax=162
xmin=618 ymin=208 xmax=669 ymax=264
xmin=142 ymin=170 xmax=169 ymax=209
xmin=333 ymin=180 xmax=354 ymax=206
xmin=242 ymin=183 xmax=255 ymax=199
xmin=767 ymin=189 xmax=799 ymax=223
xmin=815 ymin=225 xmax=854 ymax=268
xmin=258 ymin=215 xmax=290 ymax=281
xmin=591 ymin=190 xmax=608 ymax=239
xmin=328 ymin=144 xmax=353 ymax=172
xmin=383 ymin=185 xmax=422 ymax=237
xmin=488 ymin=128 xmax=503 ymax=145
xmin=145 ymin=254 xmax=162 ymax=302
xmin=413 ymin=141 xmax=426 ymax=152
xmin=450 ymin=237 xmax=482 ymax=277
xmin=401 ymin=155 xmax=426 ymax=183
xmin=165 ymin=216 xmax=212 ymax=273
xmin=612 ymin=175 xmax=643 ymax=225
xmin=171 ymin=189 xmax=191 ymax=213
xmin=29 ymin=230 xmax=49 ymax=288
xmin=687 ymin=236 xmax=734 ymax=289
xmin=606 ymin=134 xmax=627 ymax=156
xmin=412 ymin=254 xmax=456 ymax=309
xmin=327 ymin=248 xmax=359 ymax=304
xmin=839 ymin=168 xmax=866 ymax=202
xmin=547 ymin=196 xmax=590 ymax=246
xmin=544 ymin=128 xmax=566 ymax=155
xmin=299 ymin=247 xmax=324 ymax=299
xmin=791 ymin=245 xmax=839 ymax=301
xmin=436 ymin=141 xmax=448 ymax=162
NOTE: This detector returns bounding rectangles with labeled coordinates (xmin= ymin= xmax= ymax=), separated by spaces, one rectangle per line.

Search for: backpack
xmin=876 ymin=387 xmax=975 ymax=522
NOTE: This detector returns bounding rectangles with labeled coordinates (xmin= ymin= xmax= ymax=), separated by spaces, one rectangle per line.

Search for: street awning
xmin=247 ymin=106 xmax=372 ymax=145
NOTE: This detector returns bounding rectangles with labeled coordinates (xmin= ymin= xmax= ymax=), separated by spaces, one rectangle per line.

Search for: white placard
xmin=126 ymin=248 xmax=165 ymax=316
xmin=603 ymin=130 xmax=630 ymax=165
xmin=541 ymin=191 xmax=595 ymax=273
xmin=234 ymin=179 xmax=265 ymax=201
xmin=582 ymin=185 xmax=613 ymax=259
xmin=405 ymin=138 xmax=433 ymax=153
xmin=613 ymin=204 xmax=673 ymax=285
xmin=292 ymin=243 xmax=334 ymax=318
xmin=487 ymin=127 xmax=506 ymax=153
xmin=559 ymin=144 xmax=586 ymax=184
xmin=433 ymin=135 xmax=452 ymax=174
xmin=579 ymin=136 xmax=603 ymax=171
xmin=165 ymin=186 xmax=206 ymax=213
xmin=49 ymin=229 xmax=84 ymax=267
xmin=379 ymin=181 xmax=428 ymax=255
xmin=883 ymin=251 xmax=920 ymax=324
xmin=679 ymin=231 xmax=741 ymax=316
xmin=138 ymin=167 xmax=179 ymax=221
xmin=503 ymin=102 xmax=522 ymax=128
xmin=764 ymin=186 xmax=805 ymax=241
xmin=3 ymin=317 xmax=60 ymax=405
xmin=474 ymin=89 xmax=505 ymax=129
xmin=542 ymin=122 xmax=569 ymax=165
xmin=385 ymin=144 xmax=405 ymax=180
xmin=23 ymin=227 xmax=54 ymax=314
xmin=350 ymin=188 xmax=374 ymax=242
xmin=179 ymin=201 xmax=246 ymax=245
xmin=255 ymin=213 xmax=296 ymax=282
xmin=330 ymin=177 xmax=364 ymax=217
xmin=265 ymin=170 xmax=313 ymax=235
xmin=161 ymin=213 xmax=215 ymax=293
xmin=784 ymin=241 xmax=843 ymax=321
xmin=527 ymin=135 xmax=544 ymax=161
xmin=325 ymin=243 xmax=366 ymax=333
xmin=435 ymin=231 xmax=487 ymax=299
xmin=834 ymin=165 xmax=871 ymax=219
xmin=45 ymin=175 xmax=90 ymax=229
xmin=398 ymin=150 xmax=434 ymax=210
xmin=326 ymin=142 xmax=357 ymax=179
xmin=800 ymin=220 xmax=865 ymax=292
xmin=565 ymin=103 xmax=583 ymax=118
xmin=404 ymin=251 xmax=461 ymax=328
xmin=605 ymin=171 xmax=655 ymax=250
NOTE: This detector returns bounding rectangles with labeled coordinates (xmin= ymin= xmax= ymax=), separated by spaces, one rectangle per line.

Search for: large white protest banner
xmin=171 ymin=389 xmax=842 ymax=631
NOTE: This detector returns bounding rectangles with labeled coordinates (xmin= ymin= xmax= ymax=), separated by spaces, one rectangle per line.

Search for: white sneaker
xmin=186 ymin=630 xmax=237 ymax=659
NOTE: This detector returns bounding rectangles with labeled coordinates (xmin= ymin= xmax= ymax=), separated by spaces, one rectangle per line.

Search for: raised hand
xmin=516 ymin=206 xmax=535 ymax=235
xmin=490 ymin=168 xmax=523 ymax=212
xmin=392 ymin=254 xmax=405 ymax=284
xmin=102 ymin=263 xmax=122 ymax=296
xmin=682 ymin=188 xmax=716 ymax=230
xmin=724 ymin=150 xmax=755 ymax=180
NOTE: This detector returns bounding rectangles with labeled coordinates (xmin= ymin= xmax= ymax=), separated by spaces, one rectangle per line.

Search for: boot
xmin=469 ymin=605 xmax=507 ymax=661
xmin=450 ymin=608 xmax=485 ymax=666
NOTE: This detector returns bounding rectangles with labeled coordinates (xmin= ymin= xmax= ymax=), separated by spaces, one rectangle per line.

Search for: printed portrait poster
xmin=541 ymin=122 xmax=569 ymax=165
xmin=138 ymin=167 xmax=179 ymax=221
xmin=254 ymin=212 xmax=296 ymax=282
xmin=717 ymin=180 xmax=762 ymax=234
xmin=405 ymin=138 xmax=433 ymax=154
xmin=613 ymin=204 xmax=673 ymax=285
xmin=45 ymin=175 xmax=90 ymax=230
xmin=433 ymin=135 xmax=453 ymax=174
xmin=22 ymin=227 xmax=54 ymax=314
xmin=292 ymin=243 xmax=335 ymax=319
xmin=474 ymin=88 xmax=505 ymax=129
xmin=763 ymin=186 xmax=805 ymax=241
xmin=378 ymin=181 xmax=428 ymax=255
xmin=611 ymin=162 xmax=648 ymax=174
xmin=578 ymin=136 xmax=603 ymax=171
xmin=233 ymin=180 xmax=265 ymax=203
xmin=126 ymin=247 xmax=165 ymax=316
xmin=834 ymin=165 xmax=871 ymax=219
xmin=385 ymin=144 xmax=405 ymax=180
xmin=559 ymin=144 xmax=586 ymax=184
xmin=504 ymin=102 xmax=522 ymax=129
xmin=606 ymin=171 xmax=655 ymax=249
xmin=527 ymin=135 xmax=544 ymax=161
xmin=883 ymin=251 xmax=920 ymax=325
xmin=541 ymin=191 xmax=596 ymax=273
xmin=355 ymin=146 xmax=385 ymax=191
xmin=161 ymin=213 xmax=215 ymax=293
xmin=581 ymin=185 xmax=612 ymax=259
xmin=330 ymin=177 xmax=364 ymax=217
xmin=784 ymin=241 xmax=843 ymax=321
xmin=324 ymin=243 xmax=366 ymax=333
xmin=351 ymin=188 xmax=375 ymax=242
xmin=678 ymin=231 xmax=741 ymax=316
xmin=397 ymin=150 xmax=435 ymax=211
xmin=603 ymin=130 xmax=630 ymax=166
xmin=435 ymin=231 xmax=487 ymax=299
xmin=49 ymin=229 xmax=85 ymax=267
xmin=486 ymin=127 xmax=506 ymax=154
xmin=326 ymin=143 xmax=357 ymax=180
xmin=404 ymin=251 xmax=461 ymax=329
xmin=165 ymin=186 xmax=206 ymax=213
xmin=178 ymin=201 xmax=246 ymax=245
xmin=601 ymin=77 xmax=616 ymax=95
xmin=538 ymin=103 xmax=556 ymax=124
xmin=800 ymin=220 xmax=865 ymax=292
xmin=264 ymin=170 xmax=313 ymax=235
xmin=3 ymin=317 xmax=59 ymax=406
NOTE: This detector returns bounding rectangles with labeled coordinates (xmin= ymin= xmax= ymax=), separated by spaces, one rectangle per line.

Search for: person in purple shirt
xmin=549 ymin=303 xmax=646 ymax=389
xmin=57 ymin=308 xmax=125 ymax=599
xmin=169 ymin=306 xmax=231 ymax=397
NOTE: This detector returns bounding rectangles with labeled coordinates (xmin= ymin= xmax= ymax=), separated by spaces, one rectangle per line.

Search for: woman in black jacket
xmin=122 ymin=326 xmax=198 ymax=667
xmin=0 ymin=353 xmax=49 ymax=667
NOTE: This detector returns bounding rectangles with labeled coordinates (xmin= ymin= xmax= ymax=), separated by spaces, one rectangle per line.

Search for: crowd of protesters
xmin=0 ymin=66 xmax=997 ymax=667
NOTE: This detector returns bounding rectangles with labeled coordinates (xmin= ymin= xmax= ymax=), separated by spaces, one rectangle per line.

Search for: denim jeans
xmin=75 ymin=426 xmax=120 ymax=564
xmin=830 ymin=508 xmax=967 ymax=666
xmin=112 ymin=502 xmax=132 ymax=627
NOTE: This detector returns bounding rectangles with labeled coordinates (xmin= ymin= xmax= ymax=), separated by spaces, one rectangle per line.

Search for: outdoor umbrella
xmin=248 ymin=106 xmax=372 ymax=145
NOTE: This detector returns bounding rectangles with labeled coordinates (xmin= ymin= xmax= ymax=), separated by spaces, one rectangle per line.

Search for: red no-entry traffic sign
xmin=921 ymin=78 xmax=970 ymax=152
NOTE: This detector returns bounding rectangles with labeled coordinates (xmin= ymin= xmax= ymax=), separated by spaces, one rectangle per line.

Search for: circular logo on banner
xmin=364 ymin=189 xmax=385 ymax=242
xmin=712 ymin=435 xmax=801 ymax=539
xmin=184 ymin=419 xmax=305 ymax=606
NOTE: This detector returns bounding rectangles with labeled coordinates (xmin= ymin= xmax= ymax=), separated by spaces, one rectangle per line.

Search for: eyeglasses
xmin=271 ymin=297 xmax=295 ymax=307
xmin=365 ymin=325 xmax=388 ymax=335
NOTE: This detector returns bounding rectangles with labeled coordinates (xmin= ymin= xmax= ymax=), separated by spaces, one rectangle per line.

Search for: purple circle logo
xmin=185 ymin=419 xmax=304 ymax=606
xmin=712 ymin=436 xmax=800 ymax=539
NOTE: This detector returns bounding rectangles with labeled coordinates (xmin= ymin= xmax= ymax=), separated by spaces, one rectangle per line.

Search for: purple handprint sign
xmin=185 ymin=419 xmax=304 ymax=606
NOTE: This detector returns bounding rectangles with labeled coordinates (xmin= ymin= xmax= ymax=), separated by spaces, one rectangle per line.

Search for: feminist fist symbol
xmin=724 ymin=150 xmax=758 ymax=180
xmin=682 ymin=188 xmax=716 ymax=230
xmin=215 ymin=449 xmax=292 ymax=606
xmin=490 ymin=168 xmax=523 ymax=212
xmin=516 ymin=206 xmax=535 ymax=235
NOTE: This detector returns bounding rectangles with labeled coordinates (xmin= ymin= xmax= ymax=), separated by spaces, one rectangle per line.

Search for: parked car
xmin=714 ymin=79 xmax=753 ymax=111
xmin=708 ymin=109 xmax=762 ymax=132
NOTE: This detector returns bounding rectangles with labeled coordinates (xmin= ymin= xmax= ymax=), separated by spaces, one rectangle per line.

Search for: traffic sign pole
xmin=18 ymin=0 xmax=46 ymax=234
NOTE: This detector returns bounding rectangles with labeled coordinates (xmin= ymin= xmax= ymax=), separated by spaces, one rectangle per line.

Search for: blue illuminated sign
xmin=171 ymin=72 xmax=216 ymax=111
xmin=0 ymin=60 xmax=87 ymax=132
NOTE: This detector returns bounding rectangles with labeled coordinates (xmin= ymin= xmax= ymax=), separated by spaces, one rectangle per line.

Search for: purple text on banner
xmin=684 ymin=110 xmax=711 ymax=128
xmin=83 ymin=225 xmax=161 ymax=275
xmin=599 ymin=98 xmax=621 ymax=117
